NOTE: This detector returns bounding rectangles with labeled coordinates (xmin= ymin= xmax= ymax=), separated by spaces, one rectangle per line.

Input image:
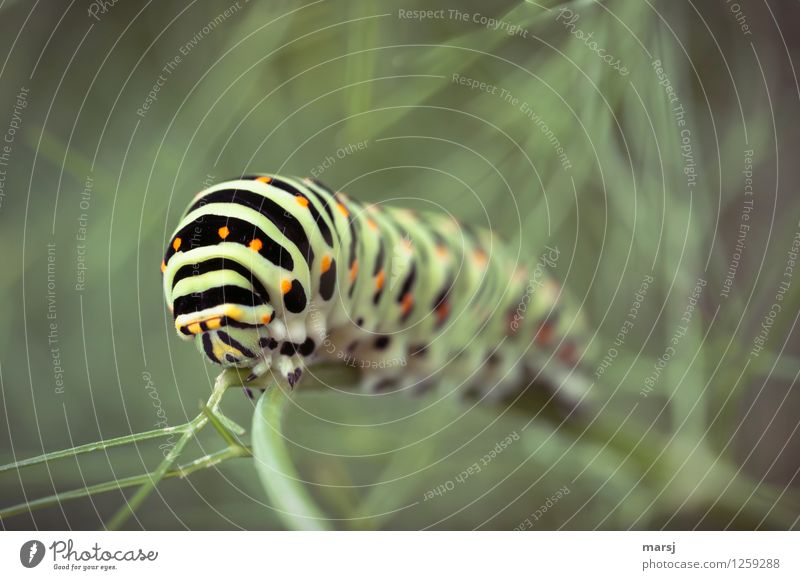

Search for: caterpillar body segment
xmin=162 ymin=174 xmax=588 ymax=397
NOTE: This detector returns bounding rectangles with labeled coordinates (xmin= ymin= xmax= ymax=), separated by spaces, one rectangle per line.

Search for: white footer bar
xmin=1 ymin=531 xmax=797 ymax=579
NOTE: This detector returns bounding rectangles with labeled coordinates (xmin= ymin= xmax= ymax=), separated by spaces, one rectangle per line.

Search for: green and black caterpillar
xmin=162 ymin=174 xmax=589 ymax=399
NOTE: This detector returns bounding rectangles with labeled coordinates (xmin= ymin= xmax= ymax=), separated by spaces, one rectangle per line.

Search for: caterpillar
xmin=162 ymin=174 xmax=589 ymax=400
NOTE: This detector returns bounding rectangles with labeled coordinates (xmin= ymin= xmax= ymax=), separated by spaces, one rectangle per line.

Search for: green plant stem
xmin=105 ymin=427 xmax=196 ymax=529
xmin=105 ymin=370 xmax=243 ymax=529
xmin=0 ymin=446 xmax=251 ymax=520
xmin=253 ymin=383 xmax=331 ymax=530
xmin=0 ymin=424 xmax=190 ymax=474
xmin=0 ymin=371 xmax=247 ymax=477
xmin=347 ymin=389 xmax=461 ymax=530
xmin=5 ymin=368 xmax=345 ymax=530
xmin=0 ymin=369 xmax=249 ymax=526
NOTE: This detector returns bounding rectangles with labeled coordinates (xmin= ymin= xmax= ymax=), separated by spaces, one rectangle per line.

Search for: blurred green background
xmin=1 ymin=0 xmax=799 ymax=530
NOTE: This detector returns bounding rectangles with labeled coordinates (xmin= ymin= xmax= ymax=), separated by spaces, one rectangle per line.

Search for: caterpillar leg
xmin=275 ymin=354 xmax=305 ymax=388
xmin=243 ymin=348 xmax=305 ymax=389
xmin=246 ymin=357 xmax=273 ymax=383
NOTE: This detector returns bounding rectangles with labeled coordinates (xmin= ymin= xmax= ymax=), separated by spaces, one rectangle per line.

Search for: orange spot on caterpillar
xmin=280 ymin=279 xmax=292 ymax=294
xmin=436 ymin=244 xmax=448 ymax=259
xmin=436 ymin=300 xmax=450 ymax=323
xmin=187 ymin=322 xmax=202 ymax=335
xmin=255 ymin=176 xmax=272 ymax=183
xmin=321 ymin=254 xmax=332 ymax=273
xmin=161 ymin=260 xmax=167 ymax=273
xmin=261 ymin=313 xmax=274 ymax=324
xmin=558 ymin=342 xmax=578 ymax=366
xmin=375 ymin=270 xmax=385 ymax=290
xmin=401 ymin=293 xmax=413 ymax=316
xmin=367 ymin=219 xmax=378 ymax=231
xmin=337 ymin=203 xmax=350 ymax=218
xmin=296 ymin=195 xmax=309 ymax=207
xmin=205 ymin=318 xmax=222 ymax=330
xmin=249 ymin=238 xmax=263 ymax=252
xmin=218 ymin=226 xmax=230 ymax=239
xmin=473 ymin=249 xmax=487 ymax=266
xmin=349 ymin=260 xmax=359 ymax=283
xmin=227 ymin=309 xmax=242 ymax=321
xmin=535 ymin=320 xmax=555 ymax=345
xmin=172 ymin=237 xmax=182 ymax=251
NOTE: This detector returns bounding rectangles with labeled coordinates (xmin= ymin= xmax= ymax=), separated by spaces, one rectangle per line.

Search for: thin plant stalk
xmin=252 ymin=382 xmax=332 ymax=530
xmin=0 ymin=446 xmax=251 ymax=520
xmin=0 ymin=369 xmax=252 ymax=526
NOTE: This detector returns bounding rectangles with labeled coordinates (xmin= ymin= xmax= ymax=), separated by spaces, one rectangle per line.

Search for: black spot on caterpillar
xmin=162 ymin=174 xmax=589 ymax=399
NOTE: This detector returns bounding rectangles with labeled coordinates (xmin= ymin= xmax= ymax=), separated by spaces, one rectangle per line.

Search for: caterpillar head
xmin=161 ymin=174 xmax=320 ymax=384
xmin=162 ymin=233 xmax=277 ymax=370
xmin=173 ymin=304 xmax=270 ymax=369
xmin=195 ymin=326 xmax=263 ymax=369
